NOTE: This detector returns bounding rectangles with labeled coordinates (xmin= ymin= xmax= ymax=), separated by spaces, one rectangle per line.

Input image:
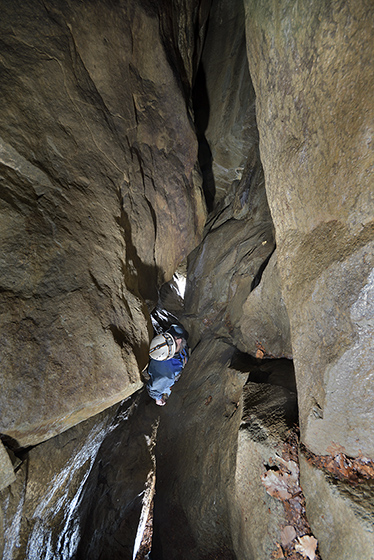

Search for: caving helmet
xmin=149 ymin=332 xmax=176 ymax=361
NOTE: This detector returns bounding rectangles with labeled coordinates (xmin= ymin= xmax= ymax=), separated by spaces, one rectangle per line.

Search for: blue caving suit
xmin=146 ymin=347 xmax=189 ymax=401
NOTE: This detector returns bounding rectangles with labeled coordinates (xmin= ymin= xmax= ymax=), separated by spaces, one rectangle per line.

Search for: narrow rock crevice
xmin=1 ymin=0 xmax=373 ymax=558
xmin=192 ymin=61 xmax=215 ymax=212
xmin=251 ymin=245 xmax=276 ymax=291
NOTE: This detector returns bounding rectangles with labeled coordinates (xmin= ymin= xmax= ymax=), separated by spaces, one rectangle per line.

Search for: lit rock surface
xmin=245 ymin=0 xmax=374 ymax=458
xmin=300 ymin=455 xmax=374 ymax=560
xmin=184 ymin=149 xmax=276 ymax=351
xmin=184 ymin=0 xmax=292 ymax=358
xmin=230 ymin=382 xmax=298 ymax=560
xmin=0 ymin=0 xmax=373 ymax=558
xmin=237 ymin=250 xmax=292 ymax=359
xmin=0 ymin=396 xmax=157 ymax=560
xmin=152 ymin=337 xmax=298 ymax=559
xmin=0 ymin=442 xmax=15 ymax=492
xmin=0 ymin=0 xmax=206 ymax=446
xmin=1 ymin=408 xmax=116 ymax=560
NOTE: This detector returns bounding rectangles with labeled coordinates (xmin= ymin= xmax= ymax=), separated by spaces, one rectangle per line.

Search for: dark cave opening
xmin=230 ymin=349 xmax=297 ymax=395
xmin=192 ymin=61 xmax=216 ymax=213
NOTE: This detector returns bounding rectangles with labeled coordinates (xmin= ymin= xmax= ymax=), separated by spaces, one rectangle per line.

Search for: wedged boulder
xmin=0 ymin=0 xmax=206 ymax=446
xmin=245 ymin=0 xmax=374 ymax=458
xmin=236 ymin=251 xmax=292 ymax=359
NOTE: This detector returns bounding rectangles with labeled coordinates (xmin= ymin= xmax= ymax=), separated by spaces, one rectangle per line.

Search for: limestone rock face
xmin=184 ymin=0 xmax=293 ymax=359
xmin=152 ymin=337 xmax=298 ymax=560
xmin=299 ymin=455 xmax=374 ymax=560
xmin=245 ymin=0 xmax=374 ymax=458
xmin=0 ymin=0 xmax=206 ymax=446
xmin=0 ymin=395 xmax=158 ymax=560
xmin=0 ymin=442 xmax=15 ymax=492
xmin=237 ymin=251 xmax=292 ymax=359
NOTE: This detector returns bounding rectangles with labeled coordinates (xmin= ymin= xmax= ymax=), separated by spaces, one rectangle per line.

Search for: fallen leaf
xmin=205 ymin=396 xmax=212 ymax=405
xmin=288 ymin=497 xmax=302 ymax=512
xmin=295 ymin=535 xmax=318 ymax=560
xmin=275 ymin=455 xmax=300 ymax=479
xmin=262 ymin=471 xmax=292 ymax=500
xmin=356 ymin=462 xmax=374 ymax=478
xmin=255 ymin=342 xmax=266 ymax=359
xmin=262 ymin=455 xmax=301 ymax=501
xmin=281 ymin=525 xmax=296 ymax=546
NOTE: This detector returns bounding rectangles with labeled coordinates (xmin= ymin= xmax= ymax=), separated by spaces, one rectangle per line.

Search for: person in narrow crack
xmin=146 ymin=324 xmax=189 ymax=406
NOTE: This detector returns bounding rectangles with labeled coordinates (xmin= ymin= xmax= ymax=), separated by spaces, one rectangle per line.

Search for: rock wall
xmin=245 ymin=0 xmax=374 ymax=459
xmin=152 ymin=338 xmax=299 ymax=560
xmin=1 ymin=406 xmax=117 ymax=559
xmin=196 ymin=0 xmax=257 ymax=204
xmin=0 ymin=395 xmax=159 ymax=560
xmin=300 ymin=456 xmax=374 ymax=560
xmin=1 ymin=0 xmax=374 ymax=559
xmin=0 ymin=0 xmax=206 ymax=447
xmin=184 ymin=0 xmax=291 ymax=360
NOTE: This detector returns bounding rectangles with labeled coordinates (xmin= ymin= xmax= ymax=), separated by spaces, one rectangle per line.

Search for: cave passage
xmin=0 ymin=0 xmax=343 ymax=557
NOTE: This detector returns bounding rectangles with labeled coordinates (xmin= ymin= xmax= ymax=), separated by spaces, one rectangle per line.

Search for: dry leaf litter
xmin=262 ymin=430 xmax=322 ymax=560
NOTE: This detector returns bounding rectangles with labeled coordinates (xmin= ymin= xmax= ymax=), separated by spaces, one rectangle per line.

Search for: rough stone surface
xmin=245 ymin=0 xmax=374 ymax=458
xmin=152 ymin=337 xmax=298 ymax=560
xmin=299 ymin=455 xmax=374 ymax=560
xmin=0 ymin=0 xmax=206 ymax=446
xmin=0 ymin=442 xmax=15 ymax=492
xmin=183 ymin=0 xmax=292 ymax=359
xmin=152 ymin=338 xmax=241 ymax=559
xmin=230 ymin=383 xmax=298 ymax=560
xmin=1 ymin=0 xmax=374 ymax=557
xmin=74 ymin=392 xmax=160 ymax=560
xmin=0 ymin=394 xmax=158 ymax=560
xmin=184 ymin=152 xmax=276 ymax=351
xmin=0 ymin=406 xmax=116 ymax=560
xmin=237 ymin=251 xmax=292 ymax=359
xmin=231 ymin=435 xmax=287 ymax=560
xmin=197 ymin=0 xmax=257 ymax=205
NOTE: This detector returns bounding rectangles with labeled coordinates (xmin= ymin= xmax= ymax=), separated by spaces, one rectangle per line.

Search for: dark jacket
xmin=146 ymin=347 xmax=188 ymax=400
